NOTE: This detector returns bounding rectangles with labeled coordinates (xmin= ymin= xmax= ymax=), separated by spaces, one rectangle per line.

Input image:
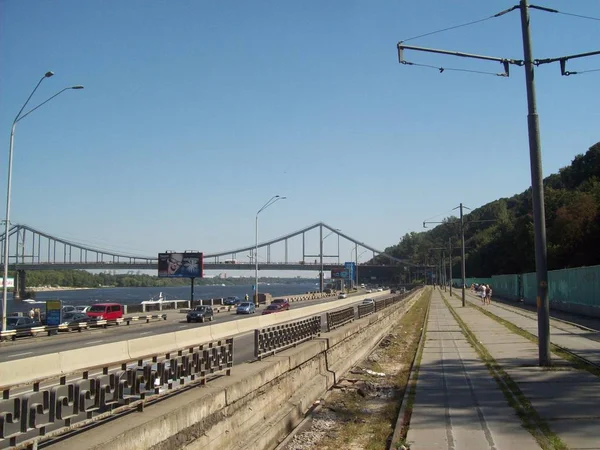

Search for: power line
xmin=401 ymin=61 xmax=509 ymax=77
xmin=529 ymin=4 xmax=600 ymax=22
xmin=400 ymin=6 xmax=519 ymax=43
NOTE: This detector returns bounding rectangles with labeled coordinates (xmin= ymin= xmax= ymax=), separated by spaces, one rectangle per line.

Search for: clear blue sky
xmin=1 ymin=0 xmax=599 ymax=270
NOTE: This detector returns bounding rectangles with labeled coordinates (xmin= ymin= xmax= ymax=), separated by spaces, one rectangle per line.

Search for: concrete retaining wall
xmin=46 ymin=289 xmax=423 ymax=450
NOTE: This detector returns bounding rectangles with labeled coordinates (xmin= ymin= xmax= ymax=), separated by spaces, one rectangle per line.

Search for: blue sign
xmin=344 ymin=262 xmax=356 ymax=280
xmin=46 ymin=299 xmax=62 ymax=327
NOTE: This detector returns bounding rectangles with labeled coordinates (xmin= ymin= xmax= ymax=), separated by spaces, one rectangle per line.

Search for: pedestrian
xmin=29 ymin=308 xmax=35 ymax=319
xmin=486 ymin=285 xmax=493 ymax=305
xmin=245 ymin=293 xmax=249 ymax=302
xmin=480 ymin=285 xmax=486 ymax=304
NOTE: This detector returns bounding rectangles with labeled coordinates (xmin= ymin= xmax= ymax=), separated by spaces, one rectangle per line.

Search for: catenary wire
xmin=400 ymin=6 xmax=519 ymax=43
xmin=401 ymin=61 xmax=508 ymax=77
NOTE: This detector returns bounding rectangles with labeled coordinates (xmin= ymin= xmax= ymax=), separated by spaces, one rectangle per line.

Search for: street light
xmin=356 ymin=249 xmax=367 ymax=287
xmin=2 ymin=73 xmax=84 ymax=333
xmin=254 ymin=195 xmax=286 ymax=307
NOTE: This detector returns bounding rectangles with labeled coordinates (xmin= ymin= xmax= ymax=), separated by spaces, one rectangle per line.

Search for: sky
xmin=1 ymin=0 xmax=599 ymax=276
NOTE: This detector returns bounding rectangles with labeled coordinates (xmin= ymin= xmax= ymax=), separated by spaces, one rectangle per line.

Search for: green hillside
xmin=378 ymin=142 xmax=600 ymax=277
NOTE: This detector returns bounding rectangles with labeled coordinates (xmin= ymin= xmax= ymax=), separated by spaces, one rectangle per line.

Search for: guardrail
xmin=0 ymin=337 xmax=233 ymax=449
xmin=326 ymin=307 xmax=355 ymax=331
xmin=254 ymin=316 xmax=321 ymax=360
xmin=357 ymin=303 xmax=375 ymax=318
xmin=0 ymin=314 xmax=168 ymax=341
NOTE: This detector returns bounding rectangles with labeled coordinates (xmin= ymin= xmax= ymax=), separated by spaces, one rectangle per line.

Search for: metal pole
xmin=460 ymin=203 xmax=466 ymax=307
xmin=442 ymin=251 xmax=446 ymax=291
xmin=337 ymin=233 xmax=340 ymax=264
xmin=520 ymin=0 xmax=550 ymax=366
xmin=449 ymin=238 xmax=453 ymax=297
xmin=255 ymin=214 xmax=259 ymax=307
xmin=1 ymin=126 xmax=16 ymax=331
xmin=190 ymin=277 xmax=195 ymax=302
xmin=354 ymin=244 xmax=358 ymax=287
xmin=319 ymin=224 xmax=324 ymax=292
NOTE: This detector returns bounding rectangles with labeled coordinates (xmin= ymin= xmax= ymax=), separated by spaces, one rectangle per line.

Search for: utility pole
xmin=460 ymin=203 xmax=466 ymax=307
xmin=448 ymin=237 xmax=453 ymax=297
xmin=399 ymin=2 xmax=599 ymax=366
xmin=519 ymin=0 xmax=550 ymax=366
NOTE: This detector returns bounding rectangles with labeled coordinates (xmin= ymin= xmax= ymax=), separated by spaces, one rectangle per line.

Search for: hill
xmin=377 ymin=142 xmax=600 ymax=277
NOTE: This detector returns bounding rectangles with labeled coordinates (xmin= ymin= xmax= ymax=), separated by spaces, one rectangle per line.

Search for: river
xmin=6 ymin=282 xmax=320 ymax=313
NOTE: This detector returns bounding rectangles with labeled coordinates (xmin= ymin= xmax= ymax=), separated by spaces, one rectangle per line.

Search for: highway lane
xmin=0 ymin=291 xmax=378 ymax=361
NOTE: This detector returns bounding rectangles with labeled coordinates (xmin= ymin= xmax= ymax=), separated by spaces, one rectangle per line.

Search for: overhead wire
xmin=401 ymin=61 xmax=508 ymax=77
xmin=400 ymin=6 xmax=519 ymax=43
xmin=529 ymin=4 xmax=600 ymax=22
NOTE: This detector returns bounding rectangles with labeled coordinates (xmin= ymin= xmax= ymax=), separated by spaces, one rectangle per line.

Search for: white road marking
xmin=7 ymin=351 xmax=33 ymax=358
xmin=87 ymin=340 xmax=105 ymax=345
xmin=139 ymin=331 xmax=152 ymax=336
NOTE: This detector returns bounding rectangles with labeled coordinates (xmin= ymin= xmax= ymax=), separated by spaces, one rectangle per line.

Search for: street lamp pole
xmin=2 ymin=73 xmax=83 ymax=333
xmin=254 ymin=195 xmax=286 ymax=307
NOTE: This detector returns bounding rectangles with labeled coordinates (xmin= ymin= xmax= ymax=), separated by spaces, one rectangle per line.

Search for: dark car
xmin=262 ymin=304 xmax=286 ymax=315
xmin=2 ymin=317 xmax=43 ymax=337
xmin=223 ymin=296 xmax=241 ymax=305
xmin=187 ymin=306 xmax=214 ymax=323
xmin=270 ymin=298 xmax=290 ymax=310
xmin=60 ymin=312 xmax=91 ymax=329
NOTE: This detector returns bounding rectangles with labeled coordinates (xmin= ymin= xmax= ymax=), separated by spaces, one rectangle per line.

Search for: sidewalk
xmin=445 ymin=290 xmax=600 ymax=450
xmin=460 ymin=289 xmax=600 ymax=367
xmin=406 ymin=290 xmax=540 ymax=449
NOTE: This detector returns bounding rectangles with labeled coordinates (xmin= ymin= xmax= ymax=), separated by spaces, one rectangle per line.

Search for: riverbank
xmin=28 ymin=286 xmax=95 ymax=292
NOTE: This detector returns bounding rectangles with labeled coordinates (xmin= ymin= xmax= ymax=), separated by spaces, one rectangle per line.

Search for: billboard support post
xmin=190 ymin=277 xmax=195 ymax=303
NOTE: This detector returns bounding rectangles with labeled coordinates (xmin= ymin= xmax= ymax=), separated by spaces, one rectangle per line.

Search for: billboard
xmin=158 ymin=253 xmax=204 ymax=278
xmin=1 ymin=277 xmax=14 ymax=288
xmin=331 ymin=266 xmax=352 ymax=280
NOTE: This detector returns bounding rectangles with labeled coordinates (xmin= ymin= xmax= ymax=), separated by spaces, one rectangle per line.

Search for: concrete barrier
xmin=209 ymin=321 xmax=241 ymax=341
xmin=0 ymin=353 xmax=62 ymax=389
xmin=60 ymin=341 xmax=130 ymax=375
xmin=174 ymin=327 xmax=214 ymax=348
xmin=128 ymin=333 xmax=178 ymax=359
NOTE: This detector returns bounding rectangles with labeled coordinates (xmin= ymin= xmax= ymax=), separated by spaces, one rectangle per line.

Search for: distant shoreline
xmin=29 ymin=286 xmax=95 ymax=292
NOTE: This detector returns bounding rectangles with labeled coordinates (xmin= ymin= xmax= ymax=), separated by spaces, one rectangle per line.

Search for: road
xmin=0 ymin=291 xmax=380 ymax=361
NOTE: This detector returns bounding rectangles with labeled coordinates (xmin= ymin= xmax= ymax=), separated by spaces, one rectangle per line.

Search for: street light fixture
xmin=254 ymin=195 xmax=286 ymax=307
xmin=2 ymin=73 xmax=84 ymax=333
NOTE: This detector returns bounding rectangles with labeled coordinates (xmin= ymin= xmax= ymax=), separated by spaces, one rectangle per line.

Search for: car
xmin=338 ymin=293 xmax=348 ymax=299
xmin=361 ymin=298 xmax=375 ymax=306
xmin=223 ymin=296 xmax=241 ymax=305
xmin=187 ymin=306 xmax=214 ymax=323
xmin=236 ymin=302 xmax=256 ymax=314
xmin=2 ymin=317 xmax=43 ymax=337
xmin=86 ymin=303 xmax=123 ymax=321
xmin=60 ymin=312 xmax=91 ymax=329
xmin=262 ymin=304 xmax=286 ymax=315
xmin=377 ymin=288 xmax=383 ymax=292
xmin=62 ymin=305 xmax=77 ymax=314
xmin=365 ymin=289 xmax=372 ymax=293
xmin=74 ymin=305 xmax=91 ymax=313
xmin=270 ymin=298 xmax=290 ymax=310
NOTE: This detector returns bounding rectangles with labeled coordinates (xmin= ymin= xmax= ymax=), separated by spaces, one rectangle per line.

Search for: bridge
xmin=1 ymin=222 xmax=423 ymax=296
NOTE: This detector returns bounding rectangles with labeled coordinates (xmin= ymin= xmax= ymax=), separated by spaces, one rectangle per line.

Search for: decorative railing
xmin=326 ymin=307 xmax=355 ymax=331
xmin=0 ymin=338 xmax=233 ymax=448
xmin=254 ymin=316 xmax=321 ymax=360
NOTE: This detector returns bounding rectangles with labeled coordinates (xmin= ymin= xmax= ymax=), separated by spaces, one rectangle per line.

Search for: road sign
xmin=46 ymin=300 xmax=63 ymax=327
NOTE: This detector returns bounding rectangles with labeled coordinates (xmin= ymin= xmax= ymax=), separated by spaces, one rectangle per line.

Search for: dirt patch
xmin=282 ymin=292 xmax=430 ymax=450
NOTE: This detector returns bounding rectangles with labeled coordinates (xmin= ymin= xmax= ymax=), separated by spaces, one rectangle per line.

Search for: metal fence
xmin=0 ymin=338 xmax=233 ymax=448
xmin=326 ymin=307 xmax=354 ymax=332
xmin=357 ymin=303 xmax=375 ymax=318
xmin=254 ymin=316 xmax=321 ymax=360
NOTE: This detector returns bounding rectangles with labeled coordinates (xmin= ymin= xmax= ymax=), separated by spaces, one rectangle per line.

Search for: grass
xmin=452 ymin=291 xmax=600 ymax=378
xmin=318 ymin=290 xmax=431 ymax=450
xmin=440 ymin=291 xmax=568 ymax=450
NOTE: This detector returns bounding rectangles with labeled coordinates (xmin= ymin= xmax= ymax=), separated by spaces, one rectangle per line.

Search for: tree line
xmin=376 ymin=142 xmax=600 ymax=277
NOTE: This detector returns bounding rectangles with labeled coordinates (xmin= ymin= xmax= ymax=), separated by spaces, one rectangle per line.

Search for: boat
xmin=141 ymin=292 xmax=168 ymax=305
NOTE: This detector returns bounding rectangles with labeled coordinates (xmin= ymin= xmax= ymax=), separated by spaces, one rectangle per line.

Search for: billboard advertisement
xmin=46 ymin=300 xmax=63 ymax=327
xmin=158 ymin=253 xmax=204 ymax=278
xmin=1 ymin=277 xmax=14 ymax=288
xmin=331 ymin=266 xmax=352 ymax=280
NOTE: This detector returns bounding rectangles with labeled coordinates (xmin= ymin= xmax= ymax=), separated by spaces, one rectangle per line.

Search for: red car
xmin=262 ymin=304 xmax=286 ymax=315
xmin=270 ymin=298 xmax=290 ymax=310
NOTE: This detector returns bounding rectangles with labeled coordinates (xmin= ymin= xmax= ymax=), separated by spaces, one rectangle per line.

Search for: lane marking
xmin=139 ymin=331 xmax=152 ymax=336
xmin=7 ymin=351 xmax=34 ymax=358
xmin=87 ymin=340 xmax=105 ymax=345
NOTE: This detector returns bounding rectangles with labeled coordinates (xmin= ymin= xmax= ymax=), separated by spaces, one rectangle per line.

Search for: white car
xmin=361 ymin=298 xmax=375 ymax=306
xmin=377 ymin=288 xmax=383 ymax=292
xmin=338 ymin=293 xmax=347 ymax=299
xmin=366 ymin=289 xmax=372 ymax=293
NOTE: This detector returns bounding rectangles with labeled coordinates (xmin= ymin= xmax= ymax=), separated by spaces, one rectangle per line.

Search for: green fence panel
xmin=548 ymin=265 xmax=600 ymax=307
xmin=491 ymin=274 xmax=519 ymax=300
xmin=452 ymin=277 xmax=493 ymax=288
xmin=522 ymin=272 xmax=537 ymax=305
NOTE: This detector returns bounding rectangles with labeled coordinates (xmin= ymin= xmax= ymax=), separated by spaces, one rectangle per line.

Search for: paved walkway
xmin=460 ymin=289 xmax=600 ymax=366
xmin=407 ymin=289 xmax=600 ymax=450
xmin=407 ymin=290 xmax=540 ymax=449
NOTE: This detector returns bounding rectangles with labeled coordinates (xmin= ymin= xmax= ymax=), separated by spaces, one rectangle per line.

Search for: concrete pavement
xmin=406 ymin=290 xmax=540 ymax=449
xmin=407 ymin=288 xmax=600 ymax=449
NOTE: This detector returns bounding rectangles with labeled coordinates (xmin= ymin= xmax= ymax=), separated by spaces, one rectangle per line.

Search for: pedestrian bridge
xmin=1 ymin=222 xmax=413 ymax=271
